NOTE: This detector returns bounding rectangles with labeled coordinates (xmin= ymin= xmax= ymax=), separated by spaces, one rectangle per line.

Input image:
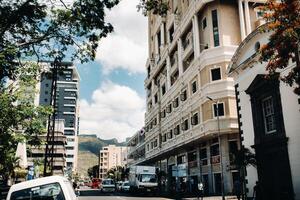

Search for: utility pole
xmin=43 ymin=59 xmax=59 ymax=176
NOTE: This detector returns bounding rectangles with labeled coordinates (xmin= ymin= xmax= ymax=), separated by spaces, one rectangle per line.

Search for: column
xmin=160 ymin=23 xmax=165 ymax=46
xmin=155 ymin=33 xmax=159 ymax=63
xmin=244 ymin=0 xmax=252 ymax=35
xmin=166 ymin=56 xmax=171 ymax=89
xmin=192 ymin=15 xmax=200 ymax=58
xmin=177 ymin=39 xmax=184 ymax=75
xmin=238 ymin=0 xmax=246 ymax=40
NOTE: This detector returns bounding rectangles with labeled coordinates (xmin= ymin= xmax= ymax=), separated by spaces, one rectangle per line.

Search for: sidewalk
xmin=182 ymin=196 xmax=238 ymax=200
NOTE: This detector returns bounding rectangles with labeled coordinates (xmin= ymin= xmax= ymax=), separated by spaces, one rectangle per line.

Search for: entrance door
xmin=202 ymin=174 xmax=209 ymax=195
xmin=214 ymin=173 xmax=222 ymax=195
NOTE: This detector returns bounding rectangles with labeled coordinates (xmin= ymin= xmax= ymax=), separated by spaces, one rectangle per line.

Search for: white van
xmin=6 ymin=176 xmax=77 ymax=200
xmin=101 ymin=179 xmax=115 ymax=193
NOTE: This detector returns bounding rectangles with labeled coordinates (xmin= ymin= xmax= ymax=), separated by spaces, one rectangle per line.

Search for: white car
xmin=6 ymin=176 xmax=77 ymax=200
xmin=101 ymin=179 xmax=115 ymax=193
xmin=121 ymin=181 xmax=130 ymax=192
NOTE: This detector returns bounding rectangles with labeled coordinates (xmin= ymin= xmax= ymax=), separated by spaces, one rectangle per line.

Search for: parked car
xmin=116 ymin=181 xmax=123 ymax=191
xmin=121 ymin=181 xmax=130 ymax=192
xmin=6 ymin=176 xmax=77 ymax=200
xmin=101 ymin=179 xmax=115 ymax=193
xmin=91 ymin=178 xmax=101 ymax=189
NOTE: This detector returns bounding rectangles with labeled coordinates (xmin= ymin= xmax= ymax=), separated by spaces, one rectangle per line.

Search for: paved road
xmin=78 ymin=189 xmax=238 ymax=200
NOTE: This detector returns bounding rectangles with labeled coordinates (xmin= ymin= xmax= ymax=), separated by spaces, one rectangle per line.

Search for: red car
xmin=91 ymin=178 xmax=101 ymax=189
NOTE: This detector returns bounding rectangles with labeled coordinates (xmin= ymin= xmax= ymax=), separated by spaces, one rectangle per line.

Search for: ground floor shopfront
xmin=143 ymin=133 xmax=240 ymax=196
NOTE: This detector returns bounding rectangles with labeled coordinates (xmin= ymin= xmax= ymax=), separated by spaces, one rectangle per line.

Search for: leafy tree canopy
xmin=0 ymin=63 xmax=52 ymax=181
xmin=260 ymin=0 xmax=300 ymax=95
xmin=137 ymin=0 xmax=168 ymax=16
xmin=0 ymin=0 xmax=119 ymax=82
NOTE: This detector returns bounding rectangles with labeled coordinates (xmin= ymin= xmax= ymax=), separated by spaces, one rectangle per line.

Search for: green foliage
xmin=0 ymin=0 xmax=119 ymax=82
xmin=87 ymin=165 xmax=99 ymax=178
xmin=137 ymin=0 xmax=169 ymax=16
xmin=233 ymin=148 xmax=256 ymax=169
xmin=0 ymin=63 xmax=52 ymax=180
xmin=259 ymin=0 xmax=300 ymax=95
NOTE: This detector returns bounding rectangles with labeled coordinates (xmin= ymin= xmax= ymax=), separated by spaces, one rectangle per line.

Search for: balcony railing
xmin=188 ymin=160 xmax=198 ymax=168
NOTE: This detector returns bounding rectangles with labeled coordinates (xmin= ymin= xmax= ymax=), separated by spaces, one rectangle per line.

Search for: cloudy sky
xmin=77 ymin=0 xmax=148 ymax=142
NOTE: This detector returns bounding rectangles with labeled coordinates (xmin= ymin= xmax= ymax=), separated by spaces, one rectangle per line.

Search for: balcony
xmin=188 ymin=160 xmax=198 ymax=168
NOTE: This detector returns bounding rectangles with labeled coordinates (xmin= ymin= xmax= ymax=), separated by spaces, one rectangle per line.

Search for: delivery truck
xmin=128 ymin=166 xmax=158 ymax=193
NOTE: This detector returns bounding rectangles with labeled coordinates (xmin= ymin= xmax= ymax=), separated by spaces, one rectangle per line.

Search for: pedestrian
xmin=233 ymin=180 xmax=241 ymax=200
xmin=197 ymin=182 xmax=204 ymax=200
xmin=253 ymin=181 xmax=262 ymax=200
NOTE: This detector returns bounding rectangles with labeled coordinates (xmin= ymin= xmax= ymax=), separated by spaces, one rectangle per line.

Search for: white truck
xmin=128 ymin=166 xmax=158 ymax=193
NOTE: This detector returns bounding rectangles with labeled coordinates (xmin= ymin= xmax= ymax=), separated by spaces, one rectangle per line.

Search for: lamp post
xmin=207 ymin=96 xmax=225 ymax=200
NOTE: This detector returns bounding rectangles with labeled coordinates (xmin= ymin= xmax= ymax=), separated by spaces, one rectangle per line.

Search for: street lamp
xmin=207 ymin=96 xmax=225 ymax=200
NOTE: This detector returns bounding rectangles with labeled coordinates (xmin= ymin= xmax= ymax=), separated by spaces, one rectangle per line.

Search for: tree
xmin=0 ymin=63 xmax=52 ymax=183
xmin=87 ymin=165 xmax=99 ymax=178
xmin=0 ymin=0 xmax=119 ymax=82
xmin=260 ymin=0 xmax=300 ymax=95
xmin=137 ymin=0 xmax=168 ymax=16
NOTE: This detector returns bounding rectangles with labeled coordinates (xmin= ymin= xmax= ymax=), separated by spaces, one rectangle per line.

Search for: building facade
xmin=142 ymin=0 xmax=264 ymax=195
xmin=38 ymin=62 xmax=80 ymax=173
xmin=28 ymin=119 xmax=67 ymax=176
xmin=99 ymin=145 xmax=127 ymax=179
xmin=127 ymin=129 xmax=146 ymax=166
xmin=229 ymin=26 xmax=300 ymax=200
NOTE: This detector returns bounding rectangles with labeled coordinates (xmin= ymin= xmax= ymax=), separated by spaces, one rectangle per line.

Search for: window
xmin=200 ymin=147 xmax=208 ymax=165
xmin=166 ymin=104 xmax=172 ymax=113
xmin=161 ymin=84 xmax=166 ymax=95
xmin=191 ymin=113 xmax=199 ymax=125
xmin=153 ymin=139 xmax=158 ymax=147
xmin=173 ymin=97 xmax=179 ymax=108
xmin=210 ymin=143 xmax=219 ymax=157
xmin=181 ymin=119 xmax=189 ymax=131
xmin=262 ymin=97 xmax=276 ymax=134
xmin=154 ymin=93 xmax=158 ymax=104
xmin=174 ymin=124 xmax=180 ymax=135
xmin=161 ymin=109 xmax=166 ymax=118
xmin=202 ymin=17 xmax=207 ymax=29
xmin=67 ymin=154 xmax=74 ymax=158
xmin=180 ymin=90 xmax=187 ymax=101
xmin=213 ymin=103 xmax=225 ymax=117
xmin=45 ymin=91 xmax=48 ymax=95
xmin=66 ymin=147 xmax=74 ymax=150
xmin=10 ymin=182 xmax=65 ymax=200
xmin=45 ymin=83 xmax=49 ymax=87
xmin=67 ymin=138 xmax=75 ymax=142
xmin=44 ymin=98 xmax=48 ymax=102
xmin=212 ymin=9 xmax=220 ymax=47
xmin=192 ymin=81 xmax=197 ymax=93
xmin=167 ymin=129 xmax=173 ymax=139
xmin=162 ymin=134 xmax=167 ymax=142
xmin=211 ymin=68 xmax=221 ymax=81
xmin=169 ymin=25 xmax=174 ymax=43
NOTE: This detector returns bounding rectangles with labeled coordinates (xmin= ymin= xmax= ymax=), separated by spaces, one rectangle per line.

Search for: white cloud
xmin=79 ymin=81 xmax=145 ymax=142
xmin=96 ymin=0 xmax=148 ymax=74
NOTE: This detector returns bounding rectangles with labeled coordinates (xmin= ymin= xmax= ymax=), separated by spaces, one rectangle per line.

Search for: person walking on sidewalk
xmin=197 ymin=182 xmax=204 ymax=200
xmin=233 ymin=180 xmax=241 ymax=200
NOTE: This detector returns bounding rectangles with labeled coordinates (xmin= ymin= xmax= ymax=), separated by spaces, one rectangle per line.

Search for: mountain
xmin=77 ymin=134 xmax=126 ymax=176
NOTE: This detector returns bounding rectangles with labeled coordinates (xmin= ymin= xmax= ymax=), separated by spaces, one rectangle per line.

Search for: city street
xmin=78 ymin=189 xmax=239 ymax=200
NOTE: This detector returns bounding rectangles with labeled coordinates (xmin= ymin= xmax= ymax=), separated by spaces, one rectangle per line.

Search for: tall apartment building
xmin=38 ymin=62 xmax=80 ymax=173
xmin=27 ymin=119 xmax=67 ymax=176
xmin=99 ymin=145 xmax=127 ymax=179
xmin=143 ymin=0 xmax=264 ymax=195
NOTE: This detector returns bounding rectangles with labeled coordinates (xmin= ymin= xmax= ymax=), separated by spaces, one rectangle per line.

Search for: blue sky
xmin=77 ymin=61 xmax=146 ymax=102
xmin=78 ymin=0 xmax=148 ymax=142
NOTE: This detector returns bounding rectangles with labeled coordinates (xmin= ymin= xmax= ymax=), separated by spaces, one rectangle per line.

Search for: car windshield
xmin=123 ymin=183 xmax=129 ymax=186
xmin=102 ymin=180 xmax=114 ymax=185
xmin=139 ymin=174 xmax=157 ymax=183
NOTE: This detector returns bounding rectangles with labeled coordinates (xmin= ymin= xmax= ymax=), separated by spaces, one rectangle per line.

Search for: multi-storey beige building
xmin=28 ymin=119 xmax=67 ymax=176
xmin=142 ymin=0 xmax=264 ymax=195
xmin=99 ymin=145 xmax=127 ymax=179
